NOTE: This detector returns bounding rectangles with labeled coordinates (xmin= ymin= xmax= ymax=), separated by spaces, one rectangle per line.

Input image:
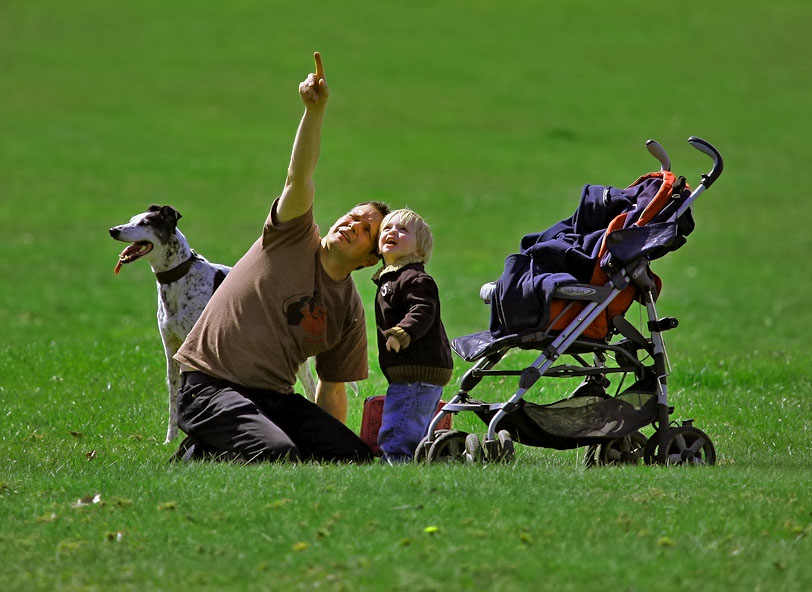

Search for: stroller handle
xmin=688 ymin=136 xmax=724 ymax=188
xmin=675 ymin=137 xmax=724 ymax=218
xmin=645 ymin=139 xmax=671 ymax=171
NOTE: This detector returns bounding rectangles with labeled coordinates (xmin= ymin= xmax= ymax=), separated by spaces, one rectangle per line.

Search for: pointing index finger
xmin=314 ymin=52 xmax=325 ymax=82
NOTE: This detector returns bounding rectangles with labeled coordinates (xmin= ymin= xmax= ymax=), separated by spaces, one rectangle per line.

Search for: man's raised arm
xmin=276 ymin=52 xmax=329 ymax=223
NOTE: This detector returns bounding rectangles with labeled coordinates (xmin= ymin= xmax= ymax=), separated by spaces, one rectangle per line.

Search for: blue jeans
xmin=378 ymin=382 xmax=443 ymax=463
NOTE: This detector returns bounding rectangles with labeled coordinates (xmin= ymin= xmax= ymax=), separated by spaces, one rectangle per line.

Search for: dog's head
xmin=109 ymin=205 xmax=182 ymax=274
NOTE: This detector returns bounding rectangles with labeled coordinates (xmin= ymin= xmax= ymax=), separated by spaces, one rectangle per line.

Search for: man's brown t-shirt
xmin=174 ymin=203 xmax=368 ymax=393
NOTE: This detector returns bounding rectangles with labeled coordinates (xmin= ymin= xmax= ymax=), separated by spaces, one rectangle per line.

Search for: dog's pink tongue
xmin=115 ymin=242 xmax=143 ymax=273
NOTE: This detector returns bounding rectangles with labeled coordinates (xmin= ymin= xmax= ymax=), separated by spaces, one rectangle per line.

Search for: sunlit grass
xmin=1 ymin=0 xmax=811 ymax=590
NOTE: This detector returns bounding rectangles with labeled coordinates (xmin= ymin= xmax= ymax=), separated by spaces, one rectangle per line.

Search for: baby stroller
xmin=415 ymin=137 xmax=723 ymax=466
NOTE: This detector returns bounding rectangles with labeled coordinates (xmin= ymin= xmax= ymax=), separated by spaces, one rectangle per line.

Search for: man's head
xmin=322 ymin=201 xmax=390 ymax=274
xmin=378 ymin=208 xmax=433 ymax=267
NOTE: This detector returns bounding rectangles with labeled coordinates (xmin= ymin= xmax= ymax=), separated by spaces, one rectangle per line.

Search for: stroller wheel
xmin=655 ymin=426 xmax=716 ymax=466
xmin=426 ymin=430 xmax=469 ymax=463
xmin=597 ymin=431 xmax=648 ymax=466
xmin=413 ymin=436 xmax=434 ymax=464
xmin=497 ymin=430 xmax=515 ymax=464
xmin=463 ymin=433 xmax=483 ymax=464
xmin=484 ymin=430 xmax=516 ymax=464
xmin=643 ymin=432 xmax=662 ymax=465
xmin=414 ymin=430 xmax=451 ymax=464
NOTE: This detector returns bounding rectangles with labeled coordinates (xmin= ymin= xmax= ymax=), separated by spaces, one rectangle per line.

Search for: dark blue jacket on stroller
xmin=489 ymin=173 xmax=694 ymax=339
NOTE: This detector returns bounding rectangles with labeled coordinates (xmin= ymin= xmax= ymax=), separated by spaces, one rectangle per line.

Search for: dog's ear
xmin=148 ymin=204 xmax=162 ymax=212
xmin=160 ymin=205 xmax=182 ymax=221
xmin=159 ymin=206 xmax=182 ymax=230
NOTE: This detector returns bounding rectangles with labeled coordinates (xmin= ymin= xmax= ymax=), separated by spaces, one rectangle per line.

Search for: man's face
xmin=325 ymin=204 xmax=384 ymax=268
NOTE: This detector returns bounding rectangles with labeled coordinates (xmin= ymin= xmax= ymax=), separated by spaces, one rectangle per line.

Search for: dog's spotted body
xmin=110 ymin=205 xmax=317 ymax=443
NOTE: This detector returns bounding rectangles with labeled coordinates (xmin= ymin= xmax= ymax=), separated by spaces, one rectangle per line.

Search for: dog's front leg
xmin=162 ymin=337 xmax=182 ymax=444
xmin=296 ymin=358 xmax=317 ymax=402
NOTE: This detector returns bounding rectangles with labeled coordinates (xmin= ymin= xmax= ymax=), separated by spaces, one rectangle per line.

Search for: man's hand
xmin=298 ymin=52 xmax=329 ymax=109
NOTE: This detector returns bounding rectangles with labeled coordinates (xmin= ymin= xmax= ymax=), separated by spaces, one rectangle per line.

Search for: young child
xmin=372 ymin=208 xmax=453 ymax=463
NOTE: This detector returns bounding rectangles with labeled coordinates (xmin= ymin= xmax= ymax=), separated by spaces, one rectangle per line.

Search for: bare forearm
xmin=278 ymin=108 xmax=324 ymax=219
xmin=276 ymin=52 xmax=329 ymax=223
xmin=315 ymin=380 xmax=348 ymax=423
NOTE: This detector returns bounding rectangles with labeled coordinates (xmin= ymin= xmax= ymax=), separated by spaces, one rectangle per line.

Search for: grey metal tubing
xmin=486 ymin=286 xmax=623 ymax=441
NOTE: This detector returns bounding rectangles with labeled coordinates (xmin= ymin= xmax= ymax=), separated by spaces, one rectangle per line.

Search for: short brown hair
xmin=356 ymin=200 xmax=390 ymax=218
xmin=357 ymin=200 xmax=390 ymax=259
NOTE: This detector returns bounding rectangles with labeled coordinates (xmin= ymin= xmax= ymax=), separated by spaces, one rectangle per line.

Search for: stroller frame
xmin=416 ymin=137 xmax=723 ymax=466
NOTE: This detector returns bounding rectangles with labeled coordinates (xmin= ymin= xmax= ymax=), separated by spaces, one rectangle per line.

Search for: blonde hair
xmin=380 ymin=208 xmax=434 ymax=263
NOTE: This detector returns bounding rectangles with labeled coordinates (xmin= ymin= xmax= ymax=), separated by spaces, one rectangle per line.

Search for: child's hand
xmin=383 ymin=326 xmax=410 ymax=352
xmin=385 ymin=335 xmax=402 ymax=352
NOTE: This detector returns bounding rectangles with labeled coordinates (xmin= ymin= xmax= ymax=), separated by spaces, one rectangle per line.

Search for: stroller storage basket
xmin=473 ymin=392 xmax=657 ymax=450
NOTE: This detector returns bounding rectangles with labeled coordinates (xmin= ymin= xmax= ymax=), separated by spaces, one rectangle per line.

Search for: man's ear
xmin=365 ymin=253 xmax=382 ymax=268
xmin=356 ymin=253 xmax=380 ymax=270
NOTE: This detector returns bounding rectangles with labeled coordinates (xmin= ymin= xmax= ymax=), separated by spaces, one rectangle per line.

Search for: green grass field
xmin=2 ymin=1 xmax=811 ymax=590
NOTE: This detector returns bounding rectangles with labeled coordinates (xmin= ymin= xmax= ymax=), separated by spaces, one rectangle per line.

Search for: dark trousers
xmin=177 ymin=372 xmax=374 ymax=463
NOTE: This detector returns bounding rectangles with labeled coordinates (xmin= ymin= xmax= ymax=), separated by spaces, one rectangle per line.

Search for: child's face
xmin=379 ymin=214 xmax=418 ymax=266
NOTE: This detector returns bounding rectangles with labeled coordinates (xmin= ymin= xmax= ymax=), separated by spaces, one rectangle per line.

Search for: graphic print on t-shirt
xmin=284 ymin=292 xmax=327 ymax=344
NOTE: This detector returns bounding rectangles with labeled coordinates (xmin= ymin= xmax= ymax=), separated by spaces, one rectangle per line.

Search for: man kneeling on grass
xmin=171 ymin=53 xmax=388 ymax=463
